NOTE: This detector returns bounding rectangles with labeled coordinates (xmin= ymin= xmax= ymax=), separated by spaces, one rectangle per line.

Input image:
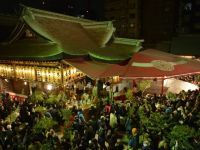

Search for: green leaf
xmin=138 ymin=80 xmax=152 ymax=93
xmin=61 ymin=109 xmax=72 ymax=122
xmin=5 ymin=106 xmax=20 ymax=123
xmin=168 ymin=125 xmax=196 ymax=150
xmin=35 ymin=106 xmax=47 ymax=114
xmin=34 ymin=117 xmax=57 ymax=133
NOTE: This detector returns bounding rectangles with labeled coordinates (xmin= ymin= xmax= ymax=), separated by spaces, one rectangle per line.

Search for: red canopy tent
xmin=63 ymin=49 xmax=200 ymax=94
xmin=118 ymin=49 xmax=200 ymax=93
xmin=62 ymin=57 xmax=126 ymax=79
xmin=120 ymin=49 xmax=200 ymax=79
xmin=63 ymin=49 xmax=200 ymax=79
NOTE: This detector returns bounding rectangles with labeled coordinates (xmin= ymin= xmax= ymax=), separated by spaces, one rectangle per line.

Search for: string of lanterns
xmin=0 ymin=65 xmax=15 ymax=78
xmin=0 ymin=64 xmax=85 ymax=84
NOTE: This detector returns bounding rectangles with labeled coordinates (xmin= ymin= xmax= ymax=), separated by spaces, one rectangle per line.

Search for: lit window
xmin=184 ymin=3 xmax=192 ymax=11
xmin=130 ymin=24 xmax=134 ymax=27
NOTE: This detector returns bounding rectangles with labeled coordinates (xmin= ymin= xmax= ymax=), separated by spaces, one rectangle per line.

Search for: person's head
xmin=7 ymin=124 xmax=12 ymax=130
xmin=132 ymin=128 xmax=137 ymax=136
xmin=0 ymin=119 xmax=3 ymax=125
xmin=0 ymin=126 xmax=5 ymax=132
xmin=100 ymin=116 xmax=105 ymax=121
xmin=123 ymin=87 xmax=127 ymax=92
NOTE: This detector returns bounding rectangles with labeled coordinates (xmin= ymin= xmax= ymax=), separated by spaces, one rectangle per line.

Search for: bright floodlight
xmin=24 ymin=81 xmax=27 ymax=85
xmin=46 ymin=84 xmax=53 ymax=91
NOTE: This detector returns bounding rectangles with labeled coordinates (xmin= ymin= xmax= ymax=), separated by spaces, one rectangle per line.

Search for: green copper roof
xmin=0 ymin=39 xmax=64 ymax=60
xmin=90 ymin=38 xmax=142 ymax=62
xmin=0 ymin=6 xmax=143 ymax=62
xmin=22 ymin=6 xmax=115 ymax=55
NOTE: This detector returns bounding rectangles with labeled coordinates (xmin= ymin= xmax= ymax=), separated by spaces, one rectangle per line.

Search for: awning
xmin=61 ymin=58 xmax=126 ymax=79
xmin=62 ymin=49 xmax=200 ymax=79
xmin=122 ymin=49 xmax=200 ymax=79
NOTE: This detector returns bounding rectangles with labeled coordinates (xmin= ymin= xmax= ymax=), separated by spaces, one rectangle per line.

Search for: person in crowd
xmin=128 ymin=128 xmax=139 ymax=150
xmin=0 ymin=87 xmax=199 ymax=149
xmin=81 ymin=90 xmax=90 ymax=104
xmin=98 ymin=124 xmax=107 ymax=149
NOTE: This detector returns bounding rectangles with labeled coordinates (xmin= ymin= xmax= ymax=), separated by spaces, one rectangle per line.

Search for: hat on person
xmin=132 ymin=128 xmax=137 ymax=135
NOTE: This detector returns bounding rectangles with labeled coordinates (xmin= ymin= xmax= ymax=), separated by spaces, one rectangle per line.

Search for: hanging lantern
xmin=42 ymin=68 xmax=46 ymax=82
xmin=113 ymin=76 xmax=120 ymax=83
xmin=53 ymin=68 xmax=56 ymax=83
xmin=49 ymin=68 xmax=54 ymax=83
xmin=37 ymin=69 xmax=42 ymax=82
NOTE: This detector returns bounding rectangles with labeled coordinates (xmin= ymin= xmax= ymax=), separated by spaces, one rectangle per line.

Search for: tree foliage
xmin=34 ymin=117 xmax=57 ymax=133
xmin=34 ymin=106 xmax=47 ymax=114
xmin=138 ymin=80 xmax=152 ymax=94
xmin=61 ymin=109 xmax=72 ymax=122
xmin=166 ymin=92 xmax=177 ymax=101
xmin=141 ymin=112 xmax=168 ymax=134
xmin=168 ymin=125 xmax=196 ymax=150
xmin=5 ymin=106 xmax=20 ymax=123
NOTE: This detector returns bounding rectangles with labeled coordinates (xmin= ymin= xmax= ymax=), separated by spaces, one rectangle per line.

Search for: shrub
xmin=34 ymin=117 xmax=57 ymax=133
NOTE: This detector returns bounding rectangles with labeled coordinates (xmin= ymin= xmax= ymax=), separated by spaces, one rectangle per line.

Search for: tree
xmin=5 ymin=106 xmax=20 ymax=123
xmin=34 ymin=117 xmax=57 ymax=133
xmin=138 ymin=80 xmax=152 ymax=95
xmin=140 ymin=112 xmax=168 ymax=134
xmin=168 ymin=125 xmax=196 ymax=150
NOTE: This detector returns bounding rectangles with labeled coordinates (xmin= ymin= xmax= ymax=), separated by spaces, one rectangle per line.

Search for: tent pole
xmin=29 ymin=82 xmax=32 ymax=96
xmin=161 ymin=78 xmax=164 ymax=95
xmin=111 ymin=78 xmax=113 ymax=102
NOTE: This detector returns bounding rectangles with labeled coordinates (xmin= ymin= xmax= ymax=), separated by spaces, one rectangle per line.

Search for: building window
xmin=184 ymin=2 xmax=192 ymax=11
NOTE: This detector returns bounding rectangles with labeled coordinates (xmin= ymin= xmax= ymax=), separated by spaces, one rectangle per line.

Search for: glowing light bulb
xmin=46 ymin=84 xmax=53 ymax=91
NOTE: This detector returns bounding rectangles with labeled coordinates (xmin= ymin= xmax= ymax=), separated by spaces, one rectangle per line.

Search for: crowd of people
xmin=176 ymin=75 xmax=200 ymax=86
xmin=0 ymin=87 xmax=199 ymax=149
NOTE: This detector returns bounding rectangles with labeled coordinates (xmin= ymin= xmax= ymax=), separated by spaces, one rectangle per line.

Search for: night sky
xmin=0 ymin=0 xmax=104 ymax=20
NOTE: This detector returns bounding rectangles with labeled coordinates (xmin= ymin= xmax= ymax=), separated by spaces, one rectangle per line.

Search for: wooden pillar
xmin=97 ymin=79 xmax=103 ymax=98
xmin=60 ymin=63 xmax=64 ymax=87
xmin=29 ymin=82 xmax=32 ymax=95
xmin=60 ymin=63 xmax=66 ymax=103
xmin=110 ymin=77 xmax=114 ymax=102
xmin=161 ymin=78 xmax=164 ymax=94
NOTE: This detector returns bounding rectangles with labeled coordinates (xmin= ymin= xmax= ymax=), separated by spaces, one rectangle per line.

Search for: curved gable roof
xmin=0 ymin=6 xmax=143 ymax=62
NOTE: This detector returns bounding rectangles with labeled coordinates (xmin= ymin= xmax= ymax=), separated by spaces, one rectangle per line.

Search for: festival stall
xmin=64 ymin=49 xmax=200 ymax=97
xmin=120 ymin=49 xmax=200 ymax=94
